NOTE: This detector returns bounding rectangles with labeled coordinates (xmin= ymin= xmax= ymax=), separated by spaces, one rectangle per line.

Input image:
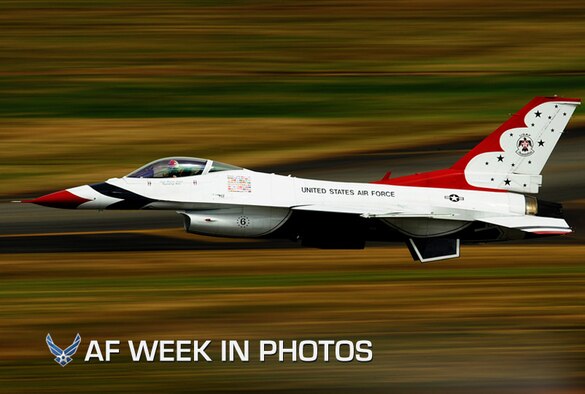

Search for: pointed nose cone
xmin=23 ymin=189 xmax=91 ymax=209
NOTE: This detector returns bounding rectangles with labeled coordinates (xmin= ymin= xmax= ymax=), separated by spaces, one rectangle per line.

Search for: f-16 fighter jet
xmin=24 ymin=97 xmax=580 ymax=262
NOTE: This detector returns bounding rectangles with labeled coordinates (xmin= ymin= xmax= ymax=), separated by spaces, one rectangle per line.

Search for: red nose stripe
xmin=23 ymin=190 xmax=91 ymax=209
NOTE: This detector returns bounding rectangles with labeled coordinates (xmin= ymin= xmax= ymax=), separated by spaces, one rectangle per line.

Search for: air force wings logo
xmin=46 ymin=333 xmax=81 ymax=367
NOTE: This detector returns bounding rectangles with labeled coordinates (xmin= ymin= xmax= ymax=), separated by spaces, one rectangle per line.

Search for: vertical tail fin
xmin=375 ymin=97 xmax=580 ymax=194
xmin=452 ymin=97 xmax=580 ymax=193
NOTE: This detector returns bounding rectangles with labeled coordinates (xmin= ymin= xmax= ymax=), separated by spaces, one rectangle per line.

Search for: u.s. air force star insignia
xmin=445 ymin=194 xmax=463 ymax=202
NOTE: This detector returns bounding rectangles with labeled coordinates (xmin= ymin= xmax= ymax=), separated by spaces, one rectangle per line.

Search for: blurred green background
xmin=1 ymin=0 xmax=584 ymax=196
xmin=1 ymin=1 xmax=585 ymax=393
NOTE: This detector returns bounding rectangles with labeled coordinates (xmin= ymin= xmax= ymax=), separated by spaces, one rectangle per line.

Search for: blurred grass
xmin=1 ymin=245 xmax=584 ymax=392
xmin=1 ymin=1 xmax=585 ymax=196
xmin=1 ymin=76 xmax=584 ymax=197
xmin=1 ymin=2 xmax=585 ymax=393
xmin=1 ymin=0 xmax=584 ymax=75
xmin=1 ymin=76 xmax=584 ymax=119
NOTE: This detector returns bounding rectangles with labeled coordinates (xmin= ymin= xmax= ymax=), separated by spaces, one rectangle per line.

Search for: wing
xmin=291 ymin=203 xmax=391 ymax=216
xmin=291 ymin=204 xmax=458 ymax=219
xmin=64 ymin=333 xmax=81 ymax=356
xmin=46 ymin=334 xmax=63 ymax=356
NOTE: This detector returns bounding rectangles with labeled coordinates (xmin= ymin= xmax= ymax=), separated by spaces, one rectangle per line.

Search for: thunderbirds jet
xmin=24 ymin=97 xmax=580 ymax=262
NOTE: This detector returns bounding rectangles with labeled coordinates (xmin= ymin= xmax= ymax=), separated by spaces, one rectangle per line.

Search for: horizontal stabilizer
xmin=479 ymin=215 xmax=571 ymax=234
xmin=407 ymin=238 xmax=460 ymax=263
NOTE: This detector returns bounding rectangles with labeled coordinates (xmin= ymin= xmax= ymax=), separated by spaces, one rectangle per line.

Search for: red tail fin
xmin=374 ymin=97 xmax=580 ymax=193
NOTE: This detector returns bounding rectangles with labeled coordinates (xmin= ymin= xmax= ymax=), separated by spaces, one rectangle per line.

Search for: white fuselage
xmin=103 ymin=169 xmax=524 ymax=217
xmin=67 ymin=169 xmax=526 ymax=239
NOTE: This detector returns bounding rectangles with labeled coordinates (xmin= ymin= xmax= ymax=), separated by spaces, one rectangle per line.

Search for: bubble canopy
xmin=126 ymin=157 xmax=241 ymax=178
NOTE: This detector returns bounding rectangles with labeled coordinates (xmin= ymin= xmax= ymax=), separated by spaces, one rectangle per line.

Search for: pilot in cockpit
xmin=167 ymin=159 xmax=180 ymax=178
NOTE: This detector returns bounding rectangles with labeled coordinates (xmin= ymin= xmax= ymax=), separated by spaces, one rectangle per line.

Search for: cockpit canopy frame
xmin=126 ymin=157 xmax=241 ymax=179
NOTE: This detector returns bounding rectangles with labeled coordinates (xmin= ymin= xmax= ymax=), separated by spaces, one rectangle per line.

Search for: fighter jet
xmin=24 ymin=97 xmax=580 ymax=262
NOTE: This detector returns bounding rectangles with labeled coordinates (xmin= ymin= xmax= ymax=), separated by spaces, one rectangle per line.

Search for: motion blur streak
xmin=1 ymin=245 xmax=584 ymax=392
xmin=1 ymin=0 xmax=585 ymax=393
xmin=1 ymin=1 xmax=585 ymax=197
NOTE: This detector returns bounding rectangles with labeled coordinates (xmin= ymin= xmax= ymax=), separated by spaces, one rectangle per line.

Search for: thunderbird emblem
xmin=516 ymin=134 xmax=535 ymax=156
xmin=46 ymin=333 xmax=81 ymax=367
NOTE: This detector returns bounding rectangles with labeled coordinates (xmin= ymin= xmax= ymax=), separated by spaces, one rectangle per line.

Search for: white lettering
xmin=159 ymin=340 xmax=174 ymax=362
xmin=319 ymin=340 xmax=334 ymax=362
xmin=84 ymin=340 xmax=104 ymax=362
xmin=335 ymin=340 xmax=354 ymax=362
xmin=176 ymin=340 xmax=191 ymax=362
xmin=194 ymin=340 xmax=212 ymax=362
xmin=299 ymin=340 xmax=318 ymax=362
xmin=279 ymin=340 xmax=297 ymax=362
xmin=105 ymin=340 xmax=120 ymax=362
xmin=227 ymin=340 xmax=249 ymax=362
xmin=128 ymin=340 xmax=158 ymax=362
xmin=356 ymin=340 xmax=373 ymax=362
xmin=259 ymin=340 xmax=277 ymax=362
